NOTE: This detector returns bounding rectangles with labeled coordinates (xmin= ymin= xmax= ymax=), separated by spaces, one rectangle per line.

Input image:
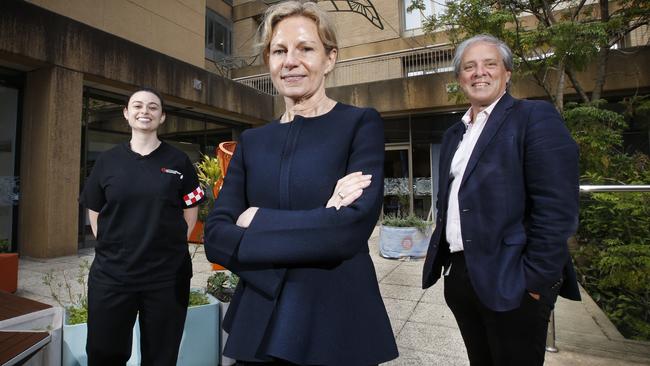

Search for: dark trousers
xmin=86 ymin=279 xmax=190 ymax=366
xmin=444 ymin=252 xmax=553 ymax=366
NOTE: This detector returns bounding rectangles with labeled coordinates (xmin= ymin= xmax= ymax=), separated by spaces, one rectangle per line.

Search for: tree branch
xmin=572 ymin=0 xmax=589 ymax=21
xmin=566 ymin=67 xmax=591 ymax=103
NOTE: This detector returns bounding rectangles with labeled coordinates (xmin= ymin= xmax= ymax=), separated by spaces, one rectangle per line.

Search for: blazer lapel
xmin=460 ymin=93 xmax=516 ymax=188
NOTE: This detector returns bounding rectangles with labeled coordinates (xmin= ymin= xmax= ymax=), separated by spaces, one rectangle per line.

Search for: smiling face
xmin=268 ymin=15 xmax=337 ymax=104
xmin=123 ymin=90 xmax=166 ymax=133
xmin=458 ymin=41 xmax=511 ymax=112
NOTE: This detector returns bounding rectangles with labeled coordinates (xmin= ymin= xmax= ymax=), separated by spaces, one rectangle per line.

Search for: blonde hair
xmin=257 ymin=1 xmax=338 ymax=64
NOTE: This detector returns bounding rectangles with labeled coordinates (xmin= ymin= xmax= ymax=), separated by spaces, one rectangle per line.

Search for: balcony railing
xmin=234 ymin=45 xmax=456 ymax=96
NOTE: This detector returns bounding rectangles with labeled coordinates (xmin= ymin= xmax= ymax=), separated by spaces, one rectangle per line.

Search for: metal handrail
xmin=547 ymin=184 xmax=649 ymax=353
xmin=580 ymin=185 xmax=650 ymax=192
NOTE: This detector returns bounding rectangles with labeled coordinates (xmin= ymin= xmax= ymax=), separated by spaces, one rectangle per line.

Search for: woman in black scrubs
xmin=81 ymin=88 xmax=204 ymax=365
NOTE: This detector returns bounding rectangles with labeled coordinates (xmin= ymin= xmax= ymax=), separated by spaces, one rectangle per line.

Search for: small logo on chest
xmin=161 ymin=168 xmax=183 ymax=179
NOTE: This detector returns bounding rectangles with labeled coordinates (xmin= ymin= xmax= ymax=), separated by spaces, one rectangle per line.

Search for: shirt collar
xmin=461 ymin=92 xmax=506 ymax=127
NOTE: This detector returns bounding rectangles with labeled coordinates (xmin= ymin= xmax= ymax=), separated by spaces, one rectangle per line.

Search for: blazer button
xmin=465 ymin=239 xmax=472 ymax=243
xmin=461 ymin=208 xmax=470 ymax=212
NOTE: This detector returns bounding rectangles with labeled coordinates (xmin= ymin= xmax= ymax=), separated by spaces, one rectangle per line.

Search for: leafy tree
xmin=408 ymin=0 xmax=650 ymax=112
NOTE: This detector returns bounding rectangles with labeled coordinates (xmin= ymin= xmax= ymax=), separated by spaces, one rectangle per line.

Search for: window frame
xmin=205 ymin=8 xmax=232 ymax=61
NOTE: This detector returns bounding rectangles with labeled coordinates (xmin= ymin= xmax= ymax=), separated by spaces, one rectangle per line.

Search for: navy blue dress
xmin=204 ymin=103 xmax=398 ymax=365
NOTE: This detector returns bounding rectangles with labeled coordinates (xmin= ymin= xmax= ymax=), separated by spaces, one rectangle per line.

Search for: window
xmin=403 ymin=0 xmax=447 ymax=33
xmin=205 ymin=9 xmax=232 ymax=61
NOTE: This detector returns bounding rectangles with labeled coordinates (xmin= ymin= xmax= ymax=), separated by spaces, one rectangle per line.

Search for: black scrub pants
xmin=86 ymin=278 xmax=190 ymax=366
xmin=443 ymin=251 xmax=554 ymax=366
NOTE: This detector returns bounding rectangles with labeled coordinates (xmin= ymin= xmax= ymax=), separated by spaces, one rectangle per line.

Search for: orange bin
xmin=0 ymin=253 xmax=18 ymax=293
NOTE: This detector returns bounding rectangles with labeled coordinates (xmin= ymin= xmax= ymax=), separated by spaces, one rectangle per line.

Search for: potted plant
xmin=44 ymin=261 xmax=220 ymax=366
xmin=0 ymin=238 xmax=18 ymax=293
xmin=189 ymin=154 xmax=222 ymax=245
xmin=379 ymin=215 xmax=434 ymax=258
xmin=206 ymin=271 xmax=239 ymax=366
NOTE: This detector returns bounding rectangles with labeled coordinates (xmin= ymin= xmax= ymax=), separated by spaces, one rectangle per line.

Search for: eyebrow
xmin=463 ymin=58 xmax=499 ymax=65
xmin=271 ymin=39 xmax=319 ymax=47
xmin=130 ymin=100 xmax=160 ymax=106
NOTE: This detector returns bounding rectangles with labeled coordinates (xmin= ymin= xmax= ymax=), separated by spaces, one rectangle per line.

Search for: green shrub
xmin=188 ymin=289 xmax=210 ymax=307
xmin=564 ymin=102 xmax=650 ymax=341
xmin=381 ymin=215 xmax=432 ymax=233
xmin=42 ymin=260 xmax=90 ymax=325
xmin=206 ymin=271 xmax=239 ymax=303
xmin=0 ymin=239 xmax=9 ymax=253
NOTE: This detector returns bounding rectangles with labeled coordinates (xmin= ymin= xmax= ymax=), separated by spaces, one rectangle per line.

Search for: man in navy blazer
xmin=422 ymin=34 xmax=581 ymax=366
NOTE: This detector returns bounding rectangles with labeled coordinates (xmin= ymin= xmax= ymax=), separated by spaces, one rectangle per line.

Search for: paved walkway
xmin=15 ymin=229 xmax=650 ymax=365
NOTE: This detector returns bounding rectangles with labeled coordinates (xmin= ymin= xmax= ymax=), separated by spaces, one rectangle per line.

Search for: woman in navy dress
xmin=204 ymin=2 xmax=398 ymax=365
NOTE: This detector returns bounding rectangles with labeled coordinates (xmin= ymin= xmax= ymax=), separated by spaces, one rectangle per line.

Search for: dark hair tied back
xmin=126 ymin=87 xmax=165 ymax=111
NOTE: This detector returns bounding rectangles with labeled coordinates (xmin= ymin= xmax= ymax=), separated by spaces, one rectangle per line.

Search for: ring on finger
xmin=338 ymin=191 xmax=345 ymax=199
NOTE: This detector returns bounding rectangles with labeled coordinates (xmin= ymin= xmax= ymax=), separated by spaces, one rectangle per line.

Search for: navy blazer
xmin=422 ymin=94 xmax=581 ymax=311
xmin=204 ymin=103 xmax=398 ymax=365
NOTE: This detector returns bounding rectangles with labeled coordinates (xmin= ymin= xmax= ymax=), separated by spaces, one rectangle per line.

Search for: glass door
xmin=384 ymin=143 xmax=412 ymax=217
xmin=0 ymin=85 xmax=19 ymax=251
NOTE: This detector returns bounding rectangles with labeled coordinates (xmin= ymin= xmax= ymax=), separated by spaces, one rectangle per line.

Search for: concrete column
xmin=19 ymin=66 xmax=83 ymax=258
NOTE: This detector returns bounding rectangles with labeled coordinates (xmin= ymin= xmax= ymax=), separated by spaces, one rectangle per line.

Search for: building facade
xmin=230 ymin=0 xmax=650 ymax=222
xmin=0 ymin=0 xmax=648 ymax=258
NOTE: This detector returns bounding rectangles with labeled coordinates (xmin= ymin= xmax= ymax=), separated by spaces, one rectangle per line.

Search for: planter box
xmin=0 ymin=253 xmax=18 ymax=293
xmin=379 ymin=225 xmax=433 ymax=258
xmin=177 ymin=293 xmax=220 ymax=366
xmin=62 ymin=313 xmax=140 ymax=366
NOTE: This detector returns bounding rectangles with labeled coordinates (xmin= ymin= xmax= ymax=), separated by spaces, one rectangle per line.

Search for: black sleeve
xmin=180 ymin=155 xmax=203 ymax=209
xmin=80 ymin=156 xmax=106 ymax=212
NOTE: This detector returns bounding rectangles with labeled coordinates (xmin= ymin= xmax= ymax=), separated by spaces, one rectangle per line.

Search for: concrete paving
xmin=14 ymin=229 xmax=650 ymax=365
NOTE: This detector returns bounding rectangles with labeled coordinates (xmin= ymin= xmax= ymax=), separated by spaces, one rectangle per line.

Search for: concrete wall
xmin=0 ymin=1 xmax=273 ymax=125
xmin=26 ymin=0 xmax=207 ymax=68
xmin=19 ymin=66 xmax=83 ymax=258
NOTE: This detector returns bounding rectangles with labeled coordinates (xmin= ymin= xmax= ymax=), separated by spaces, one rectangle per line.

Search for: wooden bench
xmin=0 ymin=291 xmax=53 ymax=365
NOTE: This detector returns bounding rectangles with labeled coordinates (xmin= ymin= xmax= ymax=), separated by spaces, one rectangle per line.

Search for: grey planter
xmin=62 ymin=313 xmax=140 ymax=366
xmin=177 ymin=293 xmax=220 ymax=366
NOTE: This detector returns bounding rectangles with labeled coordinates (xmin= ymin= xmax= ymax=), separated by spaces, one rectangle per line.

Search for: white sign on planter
xmin=379 ymin=225 xmax=433 ymax=258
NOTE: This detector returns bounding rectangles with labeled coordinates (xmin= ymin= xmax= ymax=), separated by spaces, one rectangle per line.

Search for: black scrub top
xmin=80 ymin=141 xmax=203 ymax=290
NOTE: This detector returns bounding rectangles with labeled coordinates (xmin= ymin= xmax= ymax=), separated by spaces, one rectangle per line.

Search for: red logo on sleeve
xmin=183 ymin=187 xmax=204 ymax=206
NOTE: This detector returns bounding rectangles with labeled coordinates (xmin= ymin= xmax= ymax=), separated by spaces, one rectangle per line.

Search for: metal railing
xmin=234 ymin=45 xmax=455 ymax=96
xmin=546 ymin=184 xmax=650 ymax=353
xmin=579 ymin=185 xmax=650 ymax=192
